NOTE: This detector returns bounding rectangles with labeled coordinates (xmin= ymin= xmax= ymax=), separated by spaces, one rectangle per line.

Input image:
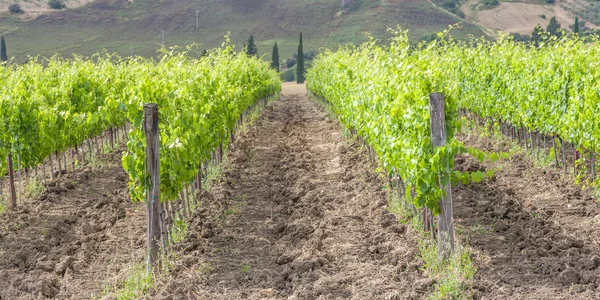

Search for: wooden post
xmin=553 ymin=136 xmax=559 ymax=167
xmin=591 ymin=151 xmax=596 ymax=181
xmin=49 ymin=154 xmax=55 ymax=179
xmin=42 ymin=160 xmax=47 ymax=182
xmin=95 ymin=136 xmax=101 ymax=155
xmin=574 ymin=148 xmax=579 ymax=176
xmin=144 ymin=104 xmax=162 ymax=272
xmin=7 ymin=153 xmax=17 ymax=209
xmin=196 ymin=166 xmax=203 ymax=190
xmin=429 ymin=93 xmax=455 ymax=258
xmin=56 ymin=151 xmax=62 ymax=175
xmin=87 ymin=139 xmax=93 ymax=162
xmin=63 ymin=151 xmax=67 ymax=171
xmin=180 ymin=191 xmax=188 ymax=218
xmin=109 ymin=128 xmax=114 ymax=149
xmin=17 ymin=155 xmax=22 ymax=200
xmin=71 ymin=147 xmax=76 ymax=169
xmin=560 ymin=138 xmax=567 ymax=174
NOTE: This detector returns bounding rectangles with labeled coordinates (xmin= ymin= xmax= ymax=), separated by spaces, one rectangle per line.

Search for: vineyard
xmin=307 ymin=30 xmax=600 ymax=298
xmin=0 ymin=44 xmax=280 ymax=209
xmin=1 ymin=30 xmax=600 ymax=299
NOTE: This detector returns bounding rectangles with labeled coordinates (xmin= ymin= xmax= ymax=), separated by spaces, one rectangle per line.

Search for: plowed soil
xmin=150 ymin=83 xmax=427 ymax=299
xmin=454 ymin=134 xmax=600 ymax=299
xmin=0 ymin=148 xmax=146 ymax=299
xmin=6 ymin=83 xmax=599 ymax=300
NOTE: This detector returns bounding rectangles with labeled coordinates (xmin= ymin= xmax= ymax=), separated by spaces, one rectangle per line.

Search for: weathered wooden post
xmin=144 ymin=104 xmax=162 ymax=272
xmin=591 ymin=151 xmax=596 ymax=181
xmin=429 ymin=93 xmax=455 ymax=258
xmin=7 ymin=153 xmax=17 ymax=209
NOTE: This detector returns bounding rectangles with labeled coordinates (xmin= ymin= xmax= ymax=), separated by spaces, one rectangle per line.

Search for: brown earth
xmin=11 ymin=83 xmax=600 ymax=300
xmin=460 ymin=0 xmax=600 ymax=35
xmin=454 ymin=133 xmax=600 ymax=299
xmin=150 ymin=83 xmax=427 ymax=299
xmin=0 ymin=147 xmax=146 ymax=299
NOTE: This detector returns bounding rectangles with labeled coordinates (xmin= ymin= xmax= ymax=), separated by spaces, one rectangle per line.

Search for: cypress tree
xmin=573 ymin=17 xmax=580 ymax=35
xmin=246 ymin=34 xmax=258 ymax=56
xmin=0 ymin=36 xmax=7 ymax=62
xmin=296 ymin=33 xmax=305 ymax=84
xmin=271 ymin=42 xmax=280 ymax=73
xmin=546 ymin=16 xmax=562 ymax=38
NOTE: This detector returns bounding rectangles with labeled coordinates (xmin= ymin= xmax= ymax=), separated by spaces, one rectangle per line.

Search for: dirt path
xmin=151 ymin=83 xmax=426 ymax=299
xmin=454 ymin=134 xmax=600 ymax=299
xmin=0 ymin=147 xmax=146 ymax=299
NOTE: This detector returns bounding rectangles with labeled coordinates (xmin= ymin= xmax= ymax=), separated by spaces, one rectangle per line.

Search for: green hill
xmin=0 ymin=0 xmax=486 ymax=62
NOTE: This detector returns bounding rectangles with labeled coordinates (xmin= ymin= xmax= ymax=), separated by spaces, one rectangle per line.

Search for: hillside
xmin=457 ymin=0 xmax=600 ymax=36
xmin=0 ymin=0 xmax=486 ymax=61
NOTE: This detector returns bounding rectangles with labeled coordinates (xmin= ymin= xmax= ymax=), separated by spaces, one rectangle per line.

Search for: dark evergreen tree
xmin=531 ymin=25 xmax=544 ymax=47
xmin=296 ymin=33 xmax=305 ymax=84
xmin=0 ymin=36 xmax=7 ymax=62
xmin=546 ymin=16 xmax=562 ymax=38
xmin=246 ymin=34 xmax=258 ymax=56
xmin=573 ymin=17 xmax=580 ymax=35
xmin=271 ymin=42 xmax=280 ymax=73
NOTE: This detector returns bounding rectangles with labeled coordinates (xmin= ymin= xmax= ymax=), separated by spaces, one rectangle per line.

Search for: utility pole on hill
xmin=130 ymin=46 xmax=133 ymax=57
xmin=161 ymin=30 xmax=165 ymax=47
xmin=195 ymin=10 xmax=200 ymax=29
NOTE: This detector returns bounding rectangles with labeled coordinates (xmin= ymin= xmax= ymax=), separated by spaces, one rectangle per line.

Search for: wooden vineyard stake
xmin=560 ymin=138 xmax=567 ymax=174
xmin=63 ymin=151 xmax=67 ymax=171
xmin=49 ymin=154 xmax=55 ymax=179
xmin=159 ymin=202 xmax=169 ymax=250
xmin=72 ymin=147 xmax=76 ymax=169
xmin=109 ymin=128 xmax=114 ymax=149
xmin=180 ymin=191 xmax=188 ymax=219
xmin=144 ymin=104 xmax=162 ymax=271
xmin=7 ymin=153 xmax=17 ymax=209
xmin=196 ymin=167 xmax=202 ymax=191
xmin=56 ymin=151 xmax=61 ymax=175
xmin=16 ymin=155 xmax=22 ymax=200
xmin=96 ymin=136 xmax=101 ymax=156
xmin=592 ymin=151 xmax=596 ymax=181
xmin=553 ymin=136 xmax=559 ymax=167
xmin=41 ymin=160 xmax=47 ymax=183
xmin=429 ymin=93 xmax=455 ymax=258
xmin=574 ymin=148 xmax=579 ymax=176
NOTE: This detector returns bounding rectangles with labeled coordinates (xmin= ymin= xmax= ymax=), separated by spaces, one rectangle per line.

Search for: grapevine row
xmin=307 ymin=32 xmax=464 ymax=214
xmin=308 ymin=31 xmax=600 ymax=213
xmin=0 ymin=45 xmax=281 ymax=206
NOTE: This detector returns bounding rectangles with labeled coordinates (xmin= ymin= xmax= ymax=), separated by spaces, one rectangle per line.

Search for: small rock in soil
xmin=36 ymin=260 xmax=56 ymax=272
xmin=572 ymin=240 xmax=585 ymax=249
xmin=492 ymin=206 xmax=508 ymax=218
xmin=412 ymin=278 xmax=436 ymax=290
xmin=55 ymin=256 xmax=75 ymax=276
xmin=558 ymin=268 xmax=581 ymax=285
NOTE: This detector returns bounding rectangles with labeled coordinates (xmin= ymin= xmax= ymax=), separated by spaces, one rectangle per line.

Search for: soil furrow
xmin=152 ymin=83 xmax=426 ymax=299
xmin=454 ymin=134 xmax=600 ymax=299
xmin=0 ymin=148 xmax=146 ymax=299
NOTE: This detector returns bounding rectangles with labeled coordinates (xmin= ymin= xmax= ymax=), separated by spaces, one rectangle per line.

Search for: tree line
xmin=245 ymin=33 xmax=306 ymax=84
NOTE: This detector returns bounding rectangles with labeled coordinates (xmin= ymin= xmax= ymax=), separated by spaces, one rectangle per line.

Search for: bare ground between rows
xmin=151 ymin=83 xmax=428 ymax=300
xmin=0 ymin=146 xmax=146 ymax=299
xmin=454 ymin=134 xmax=600 ymax=299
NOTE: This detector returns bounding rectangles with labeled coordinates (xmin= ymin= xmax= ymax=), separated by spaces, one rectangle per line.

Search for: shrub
xmin=48 ymin=0 xmax=66 ymax=10
xmin=8 ymin=3 xmax=24 ymax=14
xmin=480 ymin=0 xmax=499 ymax=9
xmin=282 ymin=68 xmax=295 ymax=82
